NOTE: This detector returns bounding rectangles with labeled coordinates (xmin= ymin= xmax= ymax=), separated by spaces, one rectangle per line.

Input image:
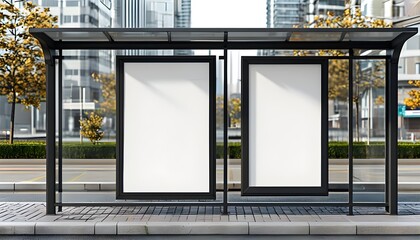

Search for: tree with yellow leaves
xmin=91 ymin=72 xmax=116 ymax=116
xmin=404 ymin=81 xmax=420 ymax=109
xmin=296 ymin=7 xmax=390 ymax=140
xmin=80 ymin=111 xmax=104 ymax=145
xmin=229 ymin=97 xmax=241 ymax=128
xmin=216 ymin=96 xmax=241 ymax=129
xmin=0 ymin=1 xmax=57 ymax=143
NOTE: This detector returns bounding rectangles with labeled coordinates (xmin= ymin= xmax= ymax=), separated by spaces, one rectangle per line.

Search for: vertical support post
xmin=348 ymin=51 xmax=354 ymax=215
xmin=222 ymin=32 xmax=229 ymax=214
xmin=46 ymin=51 xmax=56 ymax=215
xmin=58 ymin=48 xmax=63 ymax=212
xmin=385 ymin=57 xmax=390 ymax=213
xmin=387 ymin=49 xmax=400 ymax=215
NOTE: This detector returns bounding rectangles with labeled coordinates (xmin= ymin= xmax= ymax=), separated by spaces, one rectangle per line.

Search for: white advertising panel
xmin=117 ymin=57 xmax=215 ymax=199
xmin=242 ymin=58 xmax=327 ymax=196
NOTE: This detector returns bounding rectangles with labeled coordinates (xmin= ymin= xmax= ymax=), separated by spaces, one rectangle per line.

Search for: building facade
xmin=266 ymin=0 xmax=307 ymax=28
xmin=0 ymin=0 xmax=113 ymax=139
xmin=1 ymin=0 xmax=193 ymax=139
xmin=361 ymin=0 xmax=420 ymax=140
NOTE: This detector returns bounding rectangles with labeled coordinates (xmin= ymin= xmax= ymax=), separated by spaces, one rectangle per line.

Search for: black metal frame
xmin=115 ymin=56 xmax=217 ymax=200
xmin=29 ymin=27 xmax=417 ymax=215
xmin=241 ymin=57 xmax=329 ymax=196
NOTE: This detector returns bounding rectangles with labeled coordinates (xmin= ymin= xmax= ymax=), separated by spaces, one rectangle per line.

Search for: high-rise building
xmin=360 ymin=0 xmax=393 ymax=19
xmin=0 ymin=0 xmax=113 ymax=138
xmin=0 ymin=0 xmax=196 ymax=138
xmin=175 ymin=0 xmax=191 ymax=28
xmin=266 ymin=0 xmax=307 ymax=28
xmin=357 ymin=0 xmax=420 ymax=140
xmin=45 ymin=0 xmax=112 ymax=137
xmin=115 ymin=0 xmax=194 ymax=56
xmin=299 ymin=0 xmax=346 ymax=26
xmin=266 ymin=0 xmax=346 ymax=27
xmin=174 ymin=0 xmax=193 ymax=55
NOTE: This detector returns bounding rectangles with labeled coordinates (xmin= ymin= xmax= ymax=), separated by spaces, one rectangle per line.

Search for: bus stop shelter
xmin=30 ymin=27 xmax=417 ymax=215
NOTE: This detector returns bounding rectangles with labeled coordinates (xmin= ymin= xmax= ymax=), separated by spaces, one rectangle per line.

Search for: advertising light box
xmin=241 ymin=57 xmax=328 ymax=196
xmin=116 ymin=56 xmax=216 ymax=199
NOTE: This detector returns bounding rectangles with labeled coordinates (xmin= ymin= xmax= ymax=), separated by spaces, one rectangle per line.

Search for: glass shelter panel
xmin=108 ymin=32 xmax=168 ymax=41
xmin=61 ymin=49 xmax=116 ymax=203
xmin=328 ymin=59 xmax=349 ymax=189
xmin=46 ymin=32 xmax=109 ymax=41
xmin=352 ymin=59 xmax=386 ymax=203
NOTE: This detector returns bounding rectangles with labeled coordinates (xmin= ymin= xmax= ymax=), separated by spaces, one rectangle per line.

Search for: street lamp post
xmin=79 ymin=87 xmax=85 ymax=143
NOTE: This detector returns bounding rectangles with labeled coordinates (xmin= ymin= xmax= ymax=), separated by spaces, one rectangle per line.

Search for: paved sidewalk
xmin=1 ymin=203 xmax=420 ymax=235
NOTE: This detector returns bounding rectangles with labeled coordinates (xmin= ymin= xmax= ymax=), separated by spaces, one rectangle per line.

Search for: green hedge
xmin=0 ymin=142 xmax=116 ymax=159
xmin=2 ymin=141 xmax=420 ymax=159
xmin=0 ymin=142 xmax=46 ymax=159
xmin=62 ymin=142 xmax=116 ymax=159
xmin=328 ymin=142 xmax=386 ymax=159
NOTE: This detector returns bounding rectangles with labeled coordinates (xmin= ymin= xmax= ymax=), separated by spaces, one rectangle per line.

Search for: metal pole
xmin=46 ymin=51 xmax=56 ymax=215
xmin=388 ymin=49 xmax=400 ymax=215
xmin=348 ymin=50 xmax=354 ymax=215
xmin=58 ymin=48 xmax=63 ymax=212
xmin=385 ymin=57 xmax=390 ymax=213
xmin=222 ymin=32 xmax=229 ymax=214
xmin=79 ymin=86 xmax=83 ymax=143
xmin=367 ymin=87 xmax=372 ymax=145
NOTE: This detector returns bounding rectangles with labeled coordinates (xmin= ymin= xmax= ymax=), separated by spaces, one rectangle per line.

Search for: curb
xmin=1 ymin=222 xmax=420 ymax=235
xmin=2 ymin=182 xmax=420 ymax=191
xmin=2 ymin=158 xmax=420 ymax=165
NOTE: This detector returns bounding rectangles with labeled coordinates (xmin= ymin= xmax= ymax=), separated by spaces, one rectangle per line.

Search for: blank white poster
xmin=249 ymin=64 xmax=322 ymax=187
xmin=123 ymin=62 xmax=210 ymax=193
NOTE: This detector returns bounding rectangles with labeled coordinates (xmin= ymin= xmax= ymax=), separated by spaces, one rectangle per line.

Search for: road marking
xmin=68 ymin=172 xmax=87 ymax=182
xmin=22 ymin=175 xmax=46 ymax=182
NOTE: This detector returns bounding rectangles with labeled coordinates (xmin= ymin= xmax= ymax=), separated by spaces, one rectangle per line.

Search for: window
xmin=66 ymin=0 xmax=79 ymax=7
xmin=43 ymin=0 xmax=59 ymax=7
xmin=80 ymin=15 xmax=90 ymax=23
xmin=64 ymin=15 xmax=71 ymax=23
xmin=73 ymin=16 xmax=79 ymax=23
xmin=81 ymin=70 xmax=90 ymax=77
xmin=89 ymin=16 xmax=99 ymax=26
xmin=64 ymin=69 xmax=79 ymax=76
xmin=416 ymin=63 xmax=420 ymax=75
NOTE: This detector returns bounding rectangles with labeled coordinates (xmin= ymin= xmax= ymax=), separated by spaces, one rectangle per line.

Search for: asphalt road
xmin=2 ymin=162 xmax=420 ymax=203
xmin=1 ymin=164 xmax=420 ymax=184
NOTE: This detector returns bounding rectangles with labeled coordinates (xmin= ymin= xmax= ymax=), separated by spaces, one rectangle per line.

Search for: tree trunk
xmin=9 ymin=90 xmax=16 ymax=144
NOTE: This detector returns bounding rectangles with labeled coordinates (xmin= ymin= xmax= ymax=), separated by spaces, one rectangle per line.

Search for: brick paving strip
xmin=1 ymin=203 xmax=420 ymax=235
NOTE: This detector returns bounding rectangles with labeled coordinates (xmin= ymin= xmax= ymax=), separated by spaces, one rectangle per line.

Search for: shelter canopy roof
xmin=30 ymin=27 xmax=417 ymax=50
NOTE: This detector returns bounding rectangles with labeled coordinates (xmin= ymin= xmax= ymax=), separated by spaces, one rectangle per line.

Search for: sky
xmin=191 ymin=0 xmax=266 ymax=28
xmin=191 ymin=0 xmax=267 ymax=94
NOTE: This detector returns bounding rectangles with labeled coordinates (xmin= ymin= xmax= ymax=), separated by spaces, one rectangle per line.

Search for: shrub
xmin=2 ymin=141 xmax=420 ymax=159
xmin=80 ymin=112 xmax=105 ymax=145
xmin=0 ymin=141 xmax=46 ymax=158
xmin=62 ymin=142 xmax=115 ymax=159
